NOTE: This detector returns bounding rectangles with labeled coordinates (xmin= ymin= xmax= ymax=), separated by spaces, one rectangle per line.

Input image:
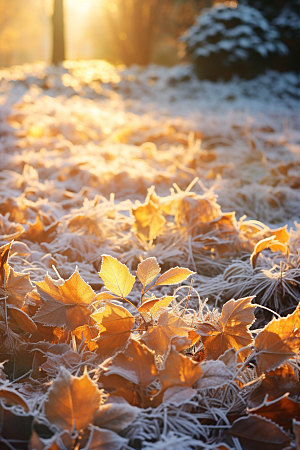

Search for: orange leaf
xmin=92 ymin=302 xmax=135 ymax=356
xmin=101 ymin=339 xmax=158 ymax=387
xmin=197 ymin=297 xmax=256 ymax=360
xmin=251 ymin=236 xmax=287 ymax=268
xmin=44 ymin=367 xmax=102 ymax=432
xmin=141 ymin=310 xmax=193 ymax=356
xmin=33 ymin=268 xmax=95 ymax=331
xmin=255 ymin=303 xmax=300 ymax=374
xmin=0 ymin=388 xmax=29 ymax=412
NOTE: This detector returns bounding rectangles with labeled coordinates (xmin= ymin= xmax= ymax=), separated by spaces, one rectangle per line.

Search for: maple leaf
xmin=136 ymin=257 xmax=161 ymax=287
xmin=250 ymin=236 xmax=288 ymax=268
xmin=141 ymin=310 xmax=193 ymax=356
xmin=101 ymin=339 xmax=158 ymax=387
xmin=226 ymin=415 xmax=290 ymax=450
xmin=255 ymin=303 xmax=300 ymax=374
xmin=99 ymin=255 xmax=135 ymax=298
xmin=44 ymin=366 xmax=102 ymax=432
xmin=91 ymin=302 xmax=135 ymax=356
xmin=196 ymin=297 xmax=256 ymax=360
xmin=33 ymin=268 xmax=95 ymax=331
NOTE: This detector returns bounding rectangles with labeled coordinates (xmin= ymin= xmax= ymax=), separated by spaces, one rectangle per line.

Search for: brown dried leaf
xmin=99 ymin=255 xmax=135 ymax=298
xmin=141 ymin=310 xmax=193 ymax=356
xmin=197 ymin=297 xmax=256 ymax=360
xmin=251 ymin=236 xmax=287 ymax=268
xmin=72 ymin=324 xmax=99 ymax=351
xmin=101 ymin=339 xmax=158 ymax=387
xmin=44 ymin=367 xmax=102 ymax=432
xmin=92 ymin=302 xmax=135 ymax=356
xmin=249 ymin=364 xmax=300 ymax=408
xmin=136 ymin=257 xmax=161 ymax=287
xmin=87 ymin=425 xmax=127 ymax=450
xmin=255 ymin=303 xmax=300 ymax=374
xmin=153 ymin=267 xmax=194 ymax=286
xmin=33 ymin=268 xmax=95 ymax=331
xmin=23 ymin=214 xmax=59 ymax=243
xmin=8 ymin=305 xmax=37 ymax=333
xmin=227 ymin=415 xmax=290 ymax=450
xmin=0 ymin=388 xmax=29 ymax=412
xmin=248 ymin=393 xmax=300 ymax=429
xmin=155 ymin=346 xmax=202 ymax=404
xmin=0 ymin=242 xmax=11 ymax=285
xmin=94 ymin=397 xmax=138 ymax=432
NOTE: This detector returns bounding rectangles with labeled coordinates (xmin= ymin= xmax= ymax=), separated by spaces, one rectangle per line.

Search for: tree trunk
xmin=52 ymin=0 xmax=65 ymax=65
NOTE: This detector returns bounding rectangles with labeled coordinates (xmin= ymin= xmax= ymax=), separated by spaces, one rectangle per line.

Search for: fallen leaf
xmin=99 ymin=255 xmax=135 ymax=298
xmin=33 ymin=268 xmax=95 ymax=331
xmin=101 ymin=339 xmax=158 ymax=387
xmin=44 ymin=367 xmax=102 ymax=432
xmin=8 ymin=305 xmax=37 ymax=334
xmin=251 ymin=236 xmax=287 ymax=268
xmin=194 ymin=360 xmax=232 ymax=389
xmin=162 ymin=386 xmax=196 ymax=406
xmin=141 ymin=310 xmax=193 ymax=356
xmin=92 ymin=302 xmax=135 ymax=356
xmin=72 ymin=323 xmax=100 ymax=351
xmin=0 ymin=387 xmax=29 ymax=412
xmin=249 ymin=364 xmax=300 ymax=408
xmin=248 ymin=393 xmax=300 ymax=429
xmin=155 ymin=346 xmax=202 ymax=404
xmin=197 ymin=297 xmax=256 ymax=360
xmin=132 ymin=200 xmax=165 ymax=242
xmin=227 ymin=415 xmax=290 ymax=450
xmin=94 ymin=397 xmax=138 ymax=432
xmin=136 ymin=257 xmax=161 ymax=287
xmin=86 ymin=425 xmax=127 ymax=450
xmin=255 ymin=303 xmax=300 ymax=374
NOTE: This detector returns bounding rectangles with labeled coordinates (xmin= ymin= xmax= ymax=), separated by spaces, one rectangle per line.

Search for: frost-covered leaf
xmin=251 ymin=236 xmax=287 ymax=268
xmin=0 ymin=387 xmax=29 ymax=412
xmin=86 ymin=425 xmax=127 ymax=450
xmin=99 ymin=255 xmax=135 ymax=298
xmin=197 ymin=297 xmax=255 ymax=360
xmin=33 ymin=269 xmax=95 ymax=331
xmin=154 ymin=267 xmax=194 ymax=286
xmin=162 ymin=386 xmax=196 ymax=406
xmin=227 ymin=415 xmax=290 ymax=450
xmin=136 ymin=257 xmax=161 ymax=287
xmin=94 ymin=397 xmax=138 ymax=432
xmin=255 ymin=303 xmax=300 ymax=374
xmin=44 ymin=367 xmax=102 ymax=432
xmin=92 ymin=302 xmax=135 ymax=356
xmin=101 ymin=339 xmax=158 ymax=387
xmin=141 ymin=310 xmax=193 ymax=356
xmin=8 ymin=305 xmax=37 ymax=334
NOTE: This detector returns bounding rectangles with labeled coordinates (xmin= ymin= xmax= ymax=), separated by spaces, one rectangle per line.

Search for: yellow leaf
xmin=132 ymin=200 xmax=165 ymax=242
xmin=136 ymin=257 xmax=161 ymax=287
xmin=92 ymin=302 xmax=135 ymax=356
xmin=250 ymin=236 xmax=288 ymax=268
xmin=99 ymin=255 xmax=135 ymax=298
xmin=154 ymin=267 xmax=194 ymax=286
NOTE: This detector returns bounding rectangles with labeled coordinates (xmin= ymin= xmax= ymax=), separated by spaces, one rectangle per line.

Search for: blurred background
xmin=0 ymin=0 xmax=299 ymax=78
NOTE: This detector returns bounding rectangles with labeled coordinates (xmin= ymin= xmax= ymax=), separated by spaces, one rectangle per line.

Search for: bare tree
xmin=52 ymin=0 xmax=65 ymax=64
